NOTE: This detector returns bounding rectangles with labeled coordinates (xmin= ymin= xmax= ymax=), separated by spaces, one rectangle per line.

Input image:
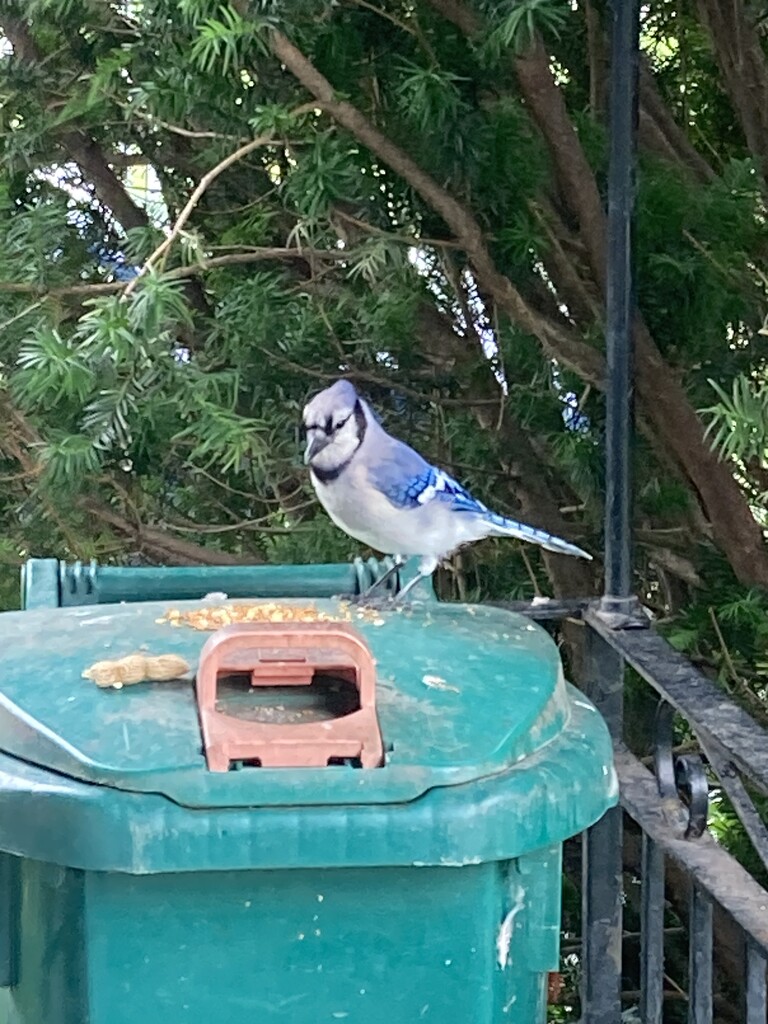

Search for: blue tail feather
xmin=484 ymin=511 xmax=592 ymax=560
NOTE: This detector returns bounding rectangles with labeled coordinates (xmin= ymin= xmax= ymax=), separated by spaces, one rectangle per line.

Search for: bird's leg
xmin=351 ymin=555 xmax=406 ymax=605
xmin=392 ymin=572 xmax=429 ymax=603
xmin=391 ymin=556 xmax=438 ymax=604
xmin=364 ymin=555 xmax=405 ymax=596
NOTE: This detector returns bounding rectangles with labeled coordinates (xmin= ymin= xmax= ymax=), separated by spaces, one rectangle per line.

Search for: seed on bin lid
xmin=155 ymin=601 xmax=390 ymax=631
xmin=82 ymin=653 xmax=190 ymax=689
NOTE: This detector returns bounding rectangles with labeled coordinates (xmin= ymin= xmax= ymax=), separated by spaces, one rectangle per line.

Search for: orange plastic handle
xmin=195 ymin=621 xmax=384 ymax=771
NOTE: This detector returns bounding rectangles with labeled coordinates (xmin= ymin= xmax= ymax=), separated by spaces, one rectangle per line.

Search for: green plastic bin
xmin=0 ymin=564 xmax=617 ymax=1024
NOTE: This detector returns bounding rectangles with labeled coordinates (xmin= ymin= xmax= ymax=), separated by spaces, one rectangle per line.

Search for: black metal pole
xmin=602 ymin=0 xmax=640 ymax=614
xmin=582 ymin=4 xmax=640 ymax=1022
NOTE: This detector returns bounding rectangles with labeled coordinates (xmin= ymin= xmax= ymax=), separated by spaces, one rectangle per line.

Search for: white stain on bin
xmin=496 ymin=886 xmax=526 ymax=969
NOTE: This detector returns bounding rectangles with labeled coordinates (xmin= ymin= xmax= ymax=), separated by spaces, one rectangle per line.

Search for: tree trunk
xmin=430 ymin=6 xmax=768 ymax=588
xmin=696 ymin=0 xmax=768 ymax=189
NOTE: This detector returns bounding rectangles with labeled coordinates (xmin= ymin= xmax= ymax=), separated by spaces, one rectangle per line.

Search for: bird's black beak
xmin=304 ymin=433 xmax=330 ymax=464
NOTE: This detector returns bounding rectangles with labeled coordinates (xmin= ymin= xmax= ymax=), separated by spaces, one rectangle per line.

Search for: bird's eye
xmin=331 ymin=413 xmax=351 ymax=432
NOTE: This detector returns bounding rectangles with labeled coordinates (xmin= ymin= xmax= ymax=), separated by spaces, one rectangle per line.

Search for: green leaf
xmin=38 ymin=433 xmax=104 ymax=489
xmin=14 ymin=327 xmax=94 ymax=406
xmin=480 ymin=0 xmax=570 ymax=61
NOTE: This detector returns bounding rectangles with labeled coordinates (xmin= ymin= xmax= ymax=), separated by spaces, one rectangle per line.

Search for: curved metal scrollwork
xmin=672 ymin=754 xmax=709 ymax=839
xmin=653 ymin=699 xmax=709 ymax=839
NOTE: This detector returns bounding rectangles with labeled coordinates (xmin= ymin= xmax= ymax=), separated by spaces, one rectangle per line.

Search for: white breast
xmin=311 ymin=461 xmax=489 ymax=559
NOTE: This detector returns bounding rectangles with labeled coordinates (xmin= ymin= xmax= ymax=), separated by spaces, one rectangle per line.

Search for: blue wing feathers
xmin=367 ymin=437 xmax=485 ymax=511
xmin=433 ymin=470 xmax=488 ymax=513
xmin=372 ymin=463 xmax=434 ymax=507
xmin=370 ymin=446 xmax=487 ymax=514
xmin=366 ymin=435 xmax=591 ymax=560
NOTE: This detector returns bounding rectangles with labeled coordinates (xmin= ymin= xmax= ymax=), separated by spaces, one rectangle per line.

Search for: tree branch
xmin=130 ymin=110 xmax=246 ymax=141
xmin=0 ymin=12 xmax=217 ymax=329
xmin=425 ymin=0 xmax=768 ymax=588
xmin=0 ymin=390 xmax=261 ymax=567
xmin=528 ymin=199 xmax=602 ymax=324
xmin=80 ymin=501 xmax=265 ymax=566
xmin=695 ymin=0 xmax=768 ymax=188
xmin=583 ymin=0 xmax=606 ymax=117
xmin=122 ymin=103 xmax=319 ymax=294
xmin=1 ymin=15 xmax=151 ymax=233
xmin=122 ymin=134 xmax=272 ymax=292
xmin=0 ymin=247 xmax=354 ymax=297
xmin=638 ymin=58 xmax=717 ymax=184
xmin=268 ymin=27 xmax=604 ymax=386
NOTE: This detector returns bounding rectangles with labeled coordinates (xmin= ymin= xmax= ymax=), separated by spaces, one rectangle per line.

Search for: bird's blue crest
xmin=303 ymin=378 xmax=360 ymax=426
xmin=324 ymin=379 xmax=359 ymax=405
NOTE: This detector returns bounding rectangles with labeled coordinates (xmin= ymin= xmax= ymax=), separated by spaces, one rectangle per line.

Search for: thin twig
xmin=347 ymin=0 xmax=438 ymax=63
xmin=683 ymin=229 xmax=743 ymax=286
xmin=258 ymin=347 xmax=501 ymax=406
xmin=131 ymin=110 xmax=245 ymax=141
xmin=333 ymin=207 xmax=462 ymax=249
xmin=123 ymin=104 xmax=316 ymax=294
xmin=0 ymin=469 xmax=38 ymax=483
xmin=192 ymin=464 xmax=309 ymax=507
xmin=347 ymin=0 xmax=418 ymax=36
xmin=0 ymin=280 xmax=125 ymax=298
xmin=0 ymin=248 xmax=349 ymax=298
xmin=0 ymin=233 xmax=464 ymax=300
xmin=663 ymin=972 xmax=688 ymax=1000
xmin=519 ymin=544 xmax=544 ymax=597
xmin=316 ymin=302 xmax=348 ymax=361
xmin=621 ymin=989 xmax=686 ymax=1002
xmin=440 ymin=549 xmax=468 ymax=601
xmin=167 ymin=518 xmax=310 ymax=535
xmin=0 ymin=299 xmax=42 ymax=332
xmin=707 ymin=606 xmax=768 ymax=716
xmin=708 ymin=605 xmax=739 ymax=684
xmin=122 ymin=134 xmax=277 ymax=291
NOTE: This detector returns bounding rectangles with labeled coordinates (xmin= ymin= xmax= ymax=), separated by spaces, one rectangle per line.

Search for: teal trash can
xmin=0 ymin=572 xmax=617 ymax=1024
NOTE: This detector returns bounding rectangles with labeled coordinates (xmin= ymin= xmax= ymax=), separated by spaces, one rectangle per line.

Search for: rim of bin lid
xmin=0 ymin=600 xmax=575 ymax=809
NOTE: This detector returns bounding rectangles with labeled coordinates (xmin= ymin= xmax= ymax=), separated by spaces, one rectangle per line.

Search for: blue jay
xmin=302 ymin=379 xmax=592 ymax=601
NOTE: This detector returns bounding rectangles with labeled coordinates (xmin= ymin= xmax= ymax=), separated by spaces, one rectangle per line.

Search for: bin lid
xmin=0 ymin=599 xmax=574 ymax=808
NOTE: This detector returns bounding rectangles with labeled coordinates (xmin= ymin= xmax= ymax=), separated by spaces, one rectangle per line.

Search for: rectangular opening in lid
xmin=214 ymin=671 xmax=362 ymax=726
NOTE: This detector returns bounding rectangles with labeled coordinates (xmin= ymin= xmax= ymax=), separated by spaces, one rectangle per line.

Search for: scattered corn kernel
xmin=155 ymin=601 xmax=388 ymax=631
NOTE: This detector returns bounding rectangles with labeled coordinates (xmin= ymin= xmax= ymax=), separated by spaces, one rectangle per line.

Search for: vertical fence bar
xmin=746 ymin=943 xmax=767 ymax=1024
xmin=688 ymin=885 xmax=713 ymax=1024
xmin=582 ymin=0 xmax=641 ymax=1016
xmin=581 ymin=629 xmax=624 ymax=1024
xmin=581 ymin=807 xmax=624 ymax=1024
xmin=639 ymin=835 xmax=665 ymax=1023
xmin=602 ymin=0 xmax=640 ymax=612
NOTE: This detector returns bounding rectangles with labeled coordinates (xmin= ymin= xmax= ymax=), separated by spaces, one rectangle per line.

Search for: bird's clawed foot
xmin=334 ymin=557 xmax=430 ymax=610
xmin=348 ymin=593 xmax=400 ymax=610
xmin=344 ymin=556 xmax=405 ymax=607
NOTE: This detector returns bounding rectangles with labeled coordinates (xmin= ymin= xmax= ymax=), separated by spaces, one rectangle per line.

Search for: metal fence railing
xmin=505 ymin=598 xmax=768 ymax=1023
